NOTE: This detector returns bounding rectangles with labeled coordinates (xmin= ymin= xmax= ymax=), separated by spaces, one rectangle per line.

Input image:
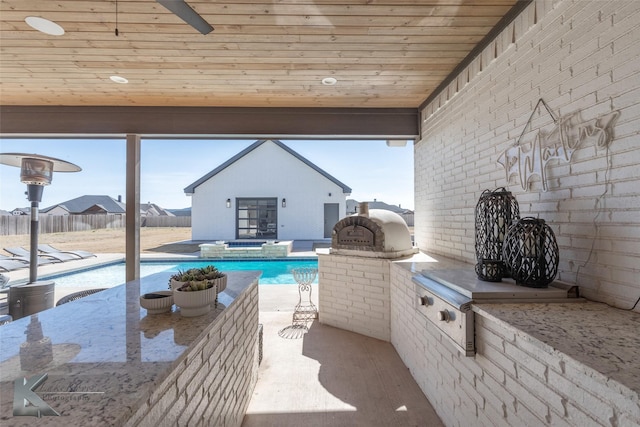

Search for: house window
xmin=237 ymin=198 xmax=277 ymax=239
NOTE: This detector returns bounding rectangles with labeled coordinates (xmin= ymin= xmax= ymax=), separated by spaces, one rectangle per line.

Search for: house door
xmin=324 ymin=203 xmax=339 ymax=238
xmin=237 ymin=198 xmax=277 ymax=239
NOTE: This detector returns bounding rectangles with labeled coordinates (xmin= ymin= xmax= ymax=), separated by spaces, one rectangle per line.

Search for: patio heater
xmin=0 ymin=153 xmax=81 ymax=318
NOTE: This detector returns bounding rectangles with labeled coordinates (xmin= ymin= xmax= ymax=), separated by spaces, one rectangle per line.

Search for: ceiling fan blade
xmin=156 ymin=0 xmax=213 ymax=35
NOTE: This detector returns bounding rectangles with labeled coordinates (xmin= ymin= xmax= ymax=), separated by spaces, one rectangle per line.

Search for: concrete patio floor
xmin=243 ymin=285 xmax=444 ymax=427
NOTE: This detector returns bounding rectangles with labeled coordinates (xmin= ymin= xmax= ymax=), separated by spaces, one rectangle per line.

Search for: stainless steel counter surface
xmin=0 ymin=270 xmax=260 ymax=426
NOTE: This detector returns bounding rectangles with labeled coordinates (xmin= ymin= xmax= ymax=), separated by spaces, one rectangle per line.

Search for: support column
xmin=125 ymin=135 xmax=141 ymax=363
xmin=126 ymin=134 xmax=141 ymax=281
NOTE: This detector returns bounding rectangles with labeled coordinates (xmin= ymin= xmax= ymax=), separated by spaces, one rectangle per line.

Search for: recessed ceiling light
xmin=110 ymin=75 xmax=129 ymax=84
xmin=25 ymin=16 xmax=65 ymax=36
xmin=322 ymin=77 xmax=337 ymax=86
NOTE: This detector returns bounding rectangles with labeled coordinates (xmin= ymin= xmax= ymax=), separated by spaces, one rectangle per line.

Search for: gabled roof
xmin=42 ymin=195 xmax=126 ymax=214
xmin=168 ymin=207 xmax=192 ymax=217
xmin=45 ymin=205 xmax=71 ymax=214
xmin=184 ymin=139 xmax=352 ymax=194
xmin=141 ymin=203 xmax=175 ymax=217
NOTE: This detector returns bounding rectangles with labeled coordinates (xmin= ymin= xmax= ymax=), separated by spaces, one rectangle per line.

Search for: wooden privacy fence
xmin=142 ymin=216 xmax=191 ymax=227
xmin=0 ymin=214 xmax=191 ymax=236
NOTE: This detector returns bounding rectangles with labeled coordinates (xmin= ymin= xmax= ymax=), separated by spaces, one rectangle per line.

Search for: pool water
xmin=44 ymin=259 xmax=318 ymax=288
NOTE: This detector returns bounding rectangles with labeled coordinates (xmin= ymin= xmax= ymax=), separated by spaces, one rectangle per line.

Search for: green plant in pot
xmin=169 ymin=265 xmax=226 ymax=292
xmin=169 ymin=265 xmax=227 ymax=317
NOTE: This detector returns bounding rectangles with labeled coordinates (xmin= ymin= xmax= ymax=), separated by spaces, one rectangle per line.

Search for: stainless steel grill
xmin=413 ymin=265 xmax=579 ymax=356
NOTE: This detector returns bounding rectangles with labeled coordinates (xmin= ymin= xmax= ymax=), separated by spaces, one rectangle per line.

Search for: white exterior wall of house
xmin=388 ymin=2 xmax=640 ymax=425
xmin=190 ymin=141 xmax=348 ymax=241
xmin=414 ymin=0 xmax=640 ymax=311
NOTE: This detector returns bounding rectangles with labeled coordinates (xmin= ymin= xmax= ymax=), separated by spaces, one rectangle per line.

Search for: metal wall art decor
xmin=474 ymin=188 xmax=520 ymax=281
xmin=502 ymin=217 xmax=559 ymax=288
xmin=497 ymin=99 xmax=619 ymax=192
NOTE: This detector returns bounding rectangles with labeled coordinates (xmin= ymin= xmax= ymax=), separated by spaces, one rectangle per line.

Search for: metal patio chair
xmin=291 ymin=267 xmax=318 ymax=325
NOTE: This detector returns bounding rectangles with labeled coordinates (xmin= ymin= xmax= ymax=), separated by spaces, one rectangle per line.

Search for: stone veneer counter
xmin=0 ymin=270 xmax=261 ymax=426
xmin=474 ymin=301 xmax=640 ymax=398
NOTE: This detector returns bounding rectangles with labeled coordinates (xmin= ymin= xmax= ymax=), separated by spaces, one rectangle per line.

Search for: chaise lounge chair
xmin=4 ymin=246 xmax=78 ymax=263
xmin=0 ymin=254 xmax=55 ymax=267
xmin=0 ymin=257 xmax=28 ymax=272
xmin=38 ymin=244 xmax=96 ymax=259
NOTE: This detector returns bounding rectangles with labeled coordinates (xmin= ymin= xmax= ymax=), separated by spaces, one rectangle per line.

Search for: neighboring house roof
xmin=184 ymin=139 xmax=352 ymax=194
xmin=42 ymin=195 xmax=126 ymax=214
xmin=10 ymin=208 xmax=30 ymax=215
xmin=347 ymin=199 xmax=412 ymax=214
xmin=82 ymin=204 xmax=109 ymax=214
xmin=168 ymin=208 xmax=192 ymax=217
xmin=43 ymin=205 xmax=71 ymax=215
xmin=141 ymin=203 xmax=175 ymax=217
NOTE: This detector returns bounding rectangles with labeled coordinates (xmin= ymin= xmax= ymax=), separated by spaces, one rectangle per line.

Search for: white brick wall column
xmin=318 ymin=253 xmax=391 ymax=341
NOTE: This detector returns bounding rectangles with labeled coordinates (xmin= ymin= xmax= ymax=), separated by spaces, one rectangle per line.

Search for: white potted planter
xmin=140 ymin=290 xmax=173 ymax=314
xmin=173 ymin=282 xmax=218 ymax=317
xmin=169 ymin=266 xmax=226 ymax=317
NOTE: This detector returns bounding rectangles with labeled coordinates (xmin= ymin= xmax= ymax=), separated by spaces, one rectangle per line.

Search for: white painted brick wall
xmin=318 ymin=253 xmax=390 ymax=341
xmin=126 ymin=282 xmax=259 ymax=427
xmin=390 ymin=263 xmax=640 ymax=427
xmin=415 ymin=0 xmax=640 ymax=311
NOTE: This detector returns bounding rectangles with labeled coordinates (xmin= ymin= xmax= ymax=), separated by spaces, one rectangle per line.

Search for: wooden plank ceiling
xmin=0 ymin=0 xmax=519 ymax=109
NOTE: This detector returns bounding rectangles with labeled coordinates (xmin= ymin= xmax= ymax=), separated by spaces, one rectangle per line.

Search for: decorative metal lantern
xmin=502 ymin=217 xmax=559 ymax=288
xmin=474 ymin=188 xmax=520 ymax=281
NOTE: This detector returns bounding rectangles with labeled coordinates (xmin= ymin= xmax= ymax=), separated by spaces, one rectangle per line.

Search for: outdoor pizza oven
xmin=331 ymin=202 xmax=417 ymax=259
xmin=319 ymin=202 xmax=417 ymax=341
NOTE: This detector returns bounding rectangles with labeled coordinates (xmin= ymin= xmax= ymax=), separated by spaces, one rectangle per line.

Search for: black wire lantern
xmin=502 ymin=217 xmax=559 ymax=288
xmin=474 ymin=188 xmax=520 ymax=281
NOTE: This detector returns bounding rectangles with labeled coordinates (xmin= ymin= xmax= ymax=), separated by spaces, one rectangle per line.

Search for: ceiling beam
xmin=0 ymin=106 xmax=419 ymax=140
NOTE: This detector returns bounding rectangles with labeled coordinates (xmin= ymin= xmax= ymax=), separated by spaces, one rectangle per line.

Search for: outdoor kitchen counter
xmin=0 ymin=270 xmax=261 ymax=426
xmin=474 ymin=301 xmax=640 ymax=398
xmin=392 ymin=253 xmax=640 ymax=401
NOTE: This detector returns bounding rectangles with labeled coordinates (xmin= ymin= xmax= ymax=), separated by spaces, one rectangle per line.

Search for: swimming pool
xmin=42 ymin=259 xmax=318 ymax=288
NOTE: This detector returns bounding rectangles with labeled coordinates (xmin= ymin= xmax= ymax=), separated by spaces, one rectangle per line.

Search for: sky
xmin=0 ymin=138 xmax=414 ymax=211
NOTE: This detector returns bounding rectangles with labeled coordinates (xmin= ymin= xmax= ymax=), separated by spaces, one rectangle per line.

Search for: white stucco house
xmin=184 ymin=139 xmax=351 ymax=241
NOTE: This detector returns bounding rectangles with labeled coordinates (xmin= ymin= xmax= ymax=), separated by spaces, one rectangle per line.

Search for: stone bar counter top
xmin=474 ymin=301 xmax=640 ymax=398
xmin=0 ymin=270 xmax=260 ymax=426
